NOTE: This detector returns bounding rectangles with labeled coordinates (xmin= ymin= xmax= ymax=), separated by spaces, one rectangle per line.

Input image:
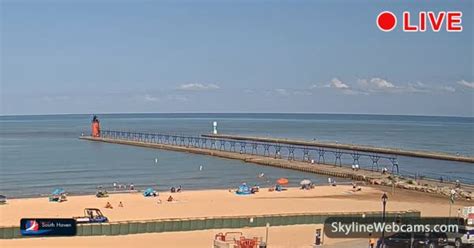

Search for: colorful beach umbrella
xmin=276 ymin=178 xmax=289 ymax=185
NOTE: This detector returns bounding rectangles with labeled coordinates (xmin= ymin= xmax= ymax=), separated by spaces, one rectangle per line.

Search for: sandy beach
xmin=0 ymin=185 xmax=470 ymax=247
xmin=1 ymin=185 xmax=470 ymax=227
xmin=1 ymin=185 xmax=471 ymax=247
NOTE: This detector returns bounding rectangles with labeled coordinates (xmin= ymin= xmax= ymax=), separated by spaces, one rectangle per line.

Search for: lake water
xmin=0 ymin=113 xmax=472 ymax=197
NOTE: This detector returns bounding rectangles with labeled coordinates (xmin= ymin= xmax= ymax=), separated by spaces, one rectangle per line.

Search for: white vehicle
xmin=449 ymin=206 xmax=474 ymax=248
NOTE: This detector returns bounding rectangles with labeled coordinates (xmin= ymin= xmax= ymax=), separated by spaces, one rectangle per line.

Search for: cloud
xmin=457 ymin=80 xmax=474 ymax=89
xmin=177 ymin=83 xmax=220 ymax=91
xmin=327 ymin=78 xmax=360 ymax=95
xmin=357 ymin=78 xmax=396 ymax=93
xmin=328 ymin=78 xmax=349 ymax=89
xmin=310 ymin=78 xmax=359 ymax=95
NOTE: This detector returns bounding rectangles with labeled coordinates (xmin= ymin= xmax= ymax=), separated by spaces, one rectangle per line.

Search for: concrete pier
xmin=202 ymin=134 xmax=474 ymax=163
xmin=80 ymin=136 xmax=382 ymax=181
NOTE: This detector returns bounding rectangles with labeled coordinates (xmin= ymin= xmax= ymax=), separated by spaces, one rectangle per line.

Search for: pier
xmin=80 ymin=130 xmax=474 ymax=199
xmin=202 ymin=134 xmax=474 ymax=163
xmin=80 ymin=130 xmax=401 ymax=181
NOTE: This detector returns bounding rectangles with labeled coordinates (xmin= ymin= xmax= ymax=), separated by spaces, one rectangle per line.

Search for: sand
xmin=0 ymin=185 xmax=471 ymax=247
xmin=1 ymin=185 xmax=470 ymax=227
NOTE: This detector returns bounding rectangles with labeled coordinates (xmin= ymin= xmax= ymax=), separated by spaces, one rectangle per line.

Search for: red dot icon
xmin=377 ymin=11 xmax=397 ymax=32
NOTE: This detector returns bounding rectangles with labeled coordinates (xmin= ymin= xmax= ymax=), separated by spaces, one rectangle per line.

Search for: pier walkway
xmin=202 ymin=134 xmax=474 ymax=163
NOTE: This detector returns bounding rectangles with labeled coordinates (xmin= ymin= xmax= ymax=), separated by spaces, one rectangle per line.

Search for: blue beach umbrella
xmin=52 ymin=188 xmax=65 ymax=195
xmin=143 ymin=188 xmax=154 ymax=196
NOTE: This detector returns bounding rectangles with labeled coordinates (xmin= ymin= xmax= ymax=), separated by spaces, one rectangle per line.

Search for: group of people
xmin=112 ymin=182 xmax=135 ymax=191
xmin=170 ymin=185 xmax=182 ymax=193
xmin=105 ymin=201 xmax=124 ymax=209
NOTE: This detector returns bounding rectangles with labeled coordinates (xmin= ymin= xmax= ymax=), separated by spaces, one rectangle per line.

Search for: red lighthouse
xmin=91 ymin=115 xmax=101 ymax=137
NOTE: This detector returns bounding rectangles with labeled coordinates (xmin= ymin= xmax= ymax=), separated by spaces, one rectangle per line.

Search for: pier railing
xmin=97 ymin=130 xmax=400 ymax=174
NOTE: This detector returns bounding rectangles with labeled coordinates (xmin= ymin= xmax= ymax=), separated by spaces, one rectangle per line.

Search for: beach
xmin=1 ymin=185 xmax=471 ymax=247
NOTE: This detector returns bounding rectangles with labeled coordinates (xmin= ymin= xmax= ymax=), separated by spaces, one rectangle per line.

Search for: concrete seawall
xmin=202 ymin=134 xmax=474 ymax=163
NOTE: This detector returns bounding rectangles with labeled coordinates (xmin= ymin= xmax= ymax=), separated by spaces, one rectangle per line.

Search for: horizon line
xmin=1 ymin=111 xmax=473 ymax=119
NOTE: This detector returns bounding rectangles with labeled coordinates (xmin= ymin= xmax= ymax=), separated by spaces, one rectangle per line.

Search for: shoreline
xmin=1 ymin=185 xmax=471 ymax=227
xmin=79 ymin=136 xmax=474 ymax=201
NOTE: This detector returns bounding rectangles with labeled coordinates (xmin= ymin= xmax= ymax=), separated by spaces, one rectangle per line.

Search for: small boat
xmin=0 ymin=195 xmax=6 ymax=204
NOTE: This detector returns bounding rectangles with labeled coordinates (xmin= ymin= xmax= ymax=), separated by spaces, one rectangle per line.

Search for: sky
xmin=1 ymin=0 xmax=473 ymax=116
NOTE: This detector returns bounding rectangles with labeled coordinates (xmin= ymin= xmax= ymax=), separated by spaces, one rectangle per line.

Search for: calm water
xmin=0 ymin=113 xmax=473 ymax=197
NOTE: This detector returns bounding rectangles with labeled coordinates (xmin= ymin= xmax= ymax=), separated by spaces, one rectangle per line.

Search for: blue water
xmin=0 ymin=113 xmax=472 ymax=197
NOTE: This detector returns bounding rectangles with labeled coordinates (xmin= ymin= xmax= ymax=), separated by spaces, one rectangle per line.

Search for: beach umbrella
xmin=300 ymin=179 xmax=312 ymax=185
xmin=52 ymin=188 xmax=65 ymax=195
xmin=276 ymin=178 xmax=289 ymax=185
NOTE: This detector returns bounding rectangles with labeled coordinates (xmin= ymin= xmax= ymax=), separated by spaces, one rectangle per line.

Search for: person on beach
xmin=327 ymin=177 xmax=332 ymax=185
xmin=113 ymin=182 xmax=117 ymax=190
xmin=130 ymin=183 xmax=134 ymax=190
xmin=368 ymin=233 xmax=375 ymax=248
xmin=118 ymin=201 xmax=124 ymax=207
xmin=105 ymin=202 xmax=113 ymax=209
xmin=177 ymin=185 xmax=182 ymax=193
xmin=167 ymin=195 xmax=174 ymax=202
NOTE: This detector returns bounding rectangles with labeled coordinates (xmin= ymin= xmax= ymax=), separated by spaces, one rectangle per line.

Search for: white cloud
xmin=369 ymin=78 xmax=395 ymax=89
xmin=457 ymin=80 xmax=474 ymax=89
xmin=178 ymin=83 xmax=220 ymax=91
xmin=310 ymin=78 xmax=359 ymax=95
xmin=328 ymin=78 xmax=349 ymax=89
xmin=358 ymin=78 xmax=396 ymax=93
